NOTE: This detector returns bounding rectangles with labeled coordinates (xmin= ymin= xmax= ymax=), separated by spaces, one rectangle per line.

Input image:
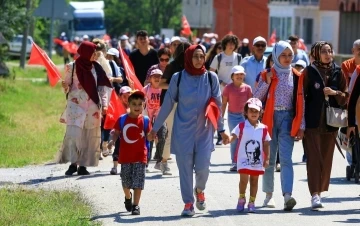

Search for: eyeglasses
xmin=192 ymin=55 xmax=205 ymax=60
xmin=254 ymin=44 xmax=266 ymax=48
xmin=159 ymin=58 xmax=170 ymax=62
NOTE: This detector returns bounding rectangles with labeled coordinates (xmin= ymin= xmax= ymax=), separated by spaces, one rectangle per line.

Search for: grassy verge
xmin=0 ymin=67 xmax=66 ymax=167
xmin=0 ymin=188 xmax=99 ymax=226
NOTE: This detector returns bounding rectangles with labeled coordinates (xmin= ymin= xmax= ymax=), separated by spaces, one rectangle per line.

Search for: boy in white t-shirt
xmin=224 ymin=98 xmax=271 ymax=213
xmin=142 ymin=69 xmax=169 ymax=175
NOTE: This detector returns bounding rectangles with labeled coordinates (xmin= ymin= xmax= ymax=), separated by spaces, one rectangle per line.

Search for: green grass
xmin=0 ymin=67 xmax=66 ymax=167
xmin=0 ymin=188 xmax=100 ymax=226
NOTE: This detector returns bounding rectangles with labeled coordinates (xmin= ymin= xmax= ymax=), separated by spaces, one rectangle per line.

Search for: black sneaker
xmin=65 ymin=164 xmax=77 ymax=176
xmin=216 ymin=139 xmax=223 ymax=145
xmin=77 ymin=166 xmax=90 ymax=175
xmin=131 ymin=205 xmax=140 ymax=215
xmin=124 ymin=192 xmax=132 ymax=212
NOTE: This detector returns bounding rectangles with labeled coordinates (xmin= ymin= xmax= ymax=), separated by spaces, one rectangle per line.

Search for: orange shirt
xmin=341 ymin=58 xmax=357 ymax=79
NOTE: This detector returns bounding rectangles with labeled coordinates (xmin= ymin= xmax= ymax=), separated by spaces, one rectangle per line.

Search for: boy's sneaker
xmin=275 ymin=163 xmax=281 ymax=172
xmin=194 ymin=189 xmax=206 ymax=210
xmin=102 ymin=142 xmax=110 ymax=157
xmin=230 ymin=163 xmax=237 ymax=172
xmin=160 ymin=162 xmax=172 ymax=175
xmin=284 ymin=195 xmax=297 ymax=211
xmin=248 ymin=202 xmax=256 ymax=213
xmin=181 ymin=203 xmax=195 ymax=216
xmin=65 ymin=164 xmax=77 ymax=176
xmin=77 ymin=166 xmax=90 ymax=175
xmin=110 ymin=167 xmax=117 ymax=175
xmin=154 ymin=162 xmax=161 ymax=171
xmin=262 ymin=196 xmax=276 ymax=208
xmin=131 ymin=205 xmax=140 ymax=215
xmin=124 ymin=193 xmax=132 ymax=212
xmin=236 ymin=198 xmax=246 ymax=212
xmin=311 ymin=194 xmax=323 ymax=209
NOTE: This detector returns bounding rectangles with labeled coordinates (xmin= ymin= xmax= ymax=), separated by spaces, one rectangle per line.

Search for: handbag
xmin=325 ymin=100 xmax=348 ymax=127
xmin=311 ymin=65 xmax=347 ymax=127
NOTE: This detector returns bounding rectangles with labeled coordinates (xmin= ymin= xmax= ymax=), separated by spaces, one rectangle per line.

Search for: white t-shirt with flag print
xmin=231 ymin=120 xmax=271 ymax=175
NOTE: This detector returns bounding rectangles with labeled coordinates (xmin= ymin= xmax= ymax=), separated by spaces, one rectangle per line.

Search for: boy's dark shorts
xmin=120 ymin=163 xmax=146 ymax=190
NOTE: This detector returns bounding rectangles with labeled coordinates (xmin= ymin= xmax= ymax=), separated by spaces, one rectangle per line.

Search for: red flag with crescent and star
xmin=181 ymin=15 xmax=192 ymax=36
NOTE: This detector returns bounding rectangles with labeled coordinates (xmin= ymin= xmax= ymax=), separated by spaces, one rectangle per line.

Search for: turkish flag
xmin=28 ymin=42 xmax=61 ymax=86
xmin=104 ymin=89 xmax=127 ymax=129
xmin=268 ymin=29 xmax=276 ymax=46
xmin=181 ymin=15 xmax=192 ymax=36
xmin=62 ymin=42 xmax=78 ymax=54
xmin=103 ymin=34 xmax=111 ymax=42
xmin=53 ymin=38 xmax=64 ymax=45
xmin=205 ymin=97 xmax=220 ymax=130
xmin=118 ymin=46 xmax=143 ymax=90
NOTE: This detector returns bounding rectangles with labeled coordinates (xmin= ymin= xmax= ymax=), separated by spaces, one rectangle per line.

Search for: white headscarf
xmin=272 ymin=41 xmax=294 ymax=74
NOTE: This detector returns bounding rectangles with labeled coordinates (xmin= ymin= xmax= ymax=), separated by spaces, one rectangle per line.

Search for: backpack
xmin=119 ymin=114 xmax=151 ymax=160
xmin=176 ymin=70 xmax=213 ymax=102
xmin=234 ymin=122 xmax=268 ymax=161
xmin=217 ymin=53 xmax=242 ymax=71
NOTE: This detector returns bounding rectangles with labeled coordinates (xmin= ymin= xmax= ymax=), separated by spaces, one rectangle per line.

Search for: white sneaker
xmin=263 ymin=196 xmax=276 ymax=208
xmin=160 ymin=162 xmax=172 ymax=175
xmin=284 ymin=195 xmax=297 ymax=211
xmin=311 ymin=194 xmax=323 ymax=209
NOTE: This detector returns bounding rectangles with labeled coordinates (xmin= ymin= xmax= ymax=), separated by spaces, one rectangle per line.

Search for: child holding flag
xmin=142 ymin=69 xmax=169 ymax=175
xmin=108 ymin=90 xmax=152 ymax=215
xmin=223 ymin=98 xmax=271 ymax=213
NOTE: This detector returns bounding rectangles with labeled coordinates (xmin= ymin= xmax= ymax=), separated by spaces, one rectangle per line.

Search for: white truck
xmin=66 ymin=1 xmax=106 ymax=39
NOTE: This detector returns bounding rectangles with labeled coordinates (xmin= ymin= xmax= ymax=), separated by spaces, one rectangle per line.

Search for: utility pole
xmin=48 ymin=0 xmax=55 ymax=59
xmin=20 ymin=0 xmax=32 ymax=68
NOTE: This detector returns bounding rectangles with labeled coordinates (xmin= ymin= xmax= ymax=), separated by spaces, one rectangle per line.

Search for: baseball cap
xmin=295 ymin=59 xmax=306 ymax=68
xmin=120 ymin=35 xmax=129 ymax=40
xmin=82 ymin=34 xmax=89 ymax=39
xmin=119 ymin=86 xmax=131 ymax=94
xmin=171 ymin=36 xmax=181 ymax=43
xmin=107 ymin=48 xmax=119 ymax=58
xmin=242 ymin=38 xmax=249 ymax=44
xmin=149 ymin=36 xmax=155 ymax=40
xmin=247 ymin=98 xmax=262 ymax=111
xmin=210 ymin=38 xmax=216 ymax=45
xmin=164 ymin=37 xmax=170 ymax=44
xmin=253 ymin=36 xmax=267 ymax=45
xmin=149 ymin=69 xmax=163 ymax=77
xmin=231 ymin=65 xmax=246 ymax=75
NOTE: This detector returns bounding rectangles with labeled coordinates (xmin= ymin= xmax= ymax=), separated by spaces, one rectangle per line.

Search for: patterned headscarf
xmin=310 ymin=41 xmax=333 ymax=69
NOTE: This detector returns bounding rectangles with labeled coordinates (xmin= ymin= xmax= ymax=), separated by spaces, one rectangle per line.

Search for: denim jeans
xmin=262 ymin=110 xmax=295 ymax=195
xmin=227 ymin=112 xmax=245 ymax=164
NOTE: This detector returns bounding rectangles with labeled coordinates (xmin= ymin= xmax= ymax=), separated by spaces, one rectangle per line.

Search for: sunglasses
xmin=254 ymin=44 xmax=266 ymax=48
xmin=159 ymin=58 xmax=170 ymax=62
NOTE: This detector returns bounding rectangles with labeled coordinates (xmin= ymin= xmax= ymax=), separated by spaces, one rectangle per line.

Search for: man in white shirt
xmin=210 ymin=34 xmax=242 ymax=92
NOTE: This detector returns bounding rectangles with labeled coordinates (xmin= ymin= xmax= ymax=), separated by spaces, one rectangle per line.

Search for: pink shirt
xmin=223 ymin=83 xmax=252 ymax=114
xmin=142 ymin=84 xmax=161 ymax=121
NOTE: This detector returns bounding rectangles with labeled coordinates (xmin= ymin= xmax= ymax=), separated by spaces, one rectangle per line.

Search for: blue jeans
xmin=263 ymin=110 xmax=295 ymax=195
xmin=228 ymin=112 xmax=245 ymax=164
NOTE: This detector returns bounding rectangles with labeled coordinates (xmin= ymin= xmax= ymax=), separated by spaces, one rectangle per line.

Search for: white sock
xmin=284 ymin=193 xmax=291 ymax=202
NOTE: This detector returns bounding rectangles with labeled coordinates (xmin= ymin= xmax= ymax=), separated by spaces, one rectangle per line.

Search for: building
xmin=268 ymin=0 xmax=360 ymax=54
xmin=182 ymin=0 xmax=269 ymax=44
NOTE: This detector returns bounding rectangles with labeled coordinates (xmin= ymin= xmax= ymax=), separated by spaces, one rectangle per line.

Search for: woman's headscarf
xmin=184 ymin=45 xmax=207 ymax=76
xmin=272 ymin=41 xmax=294 ymax=74
xmin=75 ymin=41 xmax=111 ymax=106
xmin=311 ymin=41 xmax=333 ymax=69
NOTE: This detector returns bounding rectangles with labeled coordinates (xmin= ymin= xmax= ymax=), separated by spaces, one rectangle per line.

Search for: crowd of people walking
xmin=57 ymin=30 xmax=360 ymax=216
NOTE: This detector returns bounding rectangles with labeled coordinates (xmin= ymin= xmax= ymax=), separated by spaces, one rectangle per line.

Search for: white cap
xmin=120 ymin=35 xmax=129 ymax=40
xmin=295 ymin=59 xmax=306 ymax=68
xmin=107 ymin=48 xmax=119 ymax=58
xmin=199 ymin=44 xmax=206 ymax=53
xmin=164 ymin=37 xmax=170 ymax=44
xmin=231 ymin=65 xmax=246 ymax=75
xmin=61 ymin=32 xmax=66 ymax=36
xmin=150 ymin=69 xmax=163 ymax=76
xmin=253 ymin=36 xmax=267 ymax=45
xmin=242 ymin=38 xmax=249 ymax=44
xmin=247 ymin=98 xmax=262 ymax=111
xmin=74 ymin=36 xmax=80 ymax=41
xmin=210 ymin=38 xmax=216 ymax=45
xmin=82 ymin=34 xmax=89 ymax=39
xmin=203 ymin=33 xmax=210 ymax=38
xmin=149 ymin=36 xmax=155 ymax=40
xmin=120 ymin=86 xmax=131 ymax=94
xmin=170 ymin=36 xmax=181 ymax=43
